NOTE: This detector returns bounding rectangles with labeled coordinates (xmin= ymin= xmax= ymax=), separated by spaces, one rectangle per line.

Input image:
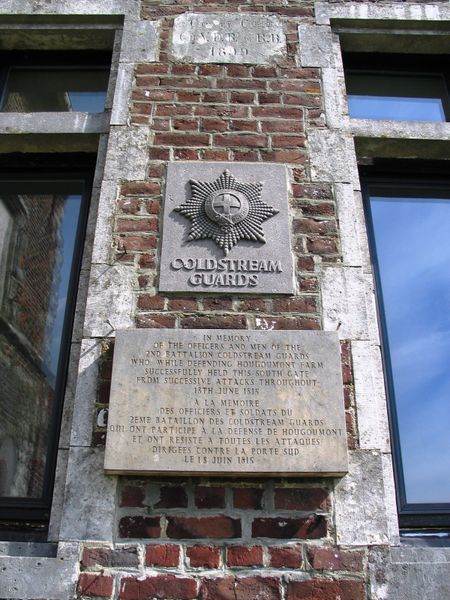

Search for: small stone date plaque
xmin=172 ymin=13 xmax=286 ymax=64
xmin=104 ymin=329 xmax=348 ymax=476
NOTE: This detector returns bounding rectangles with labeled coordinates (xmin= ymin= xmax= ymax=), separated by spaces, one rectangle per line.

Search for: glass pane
xmin=369 ymin=191 xmax=450 ymax=504
xmin=0 ymin=181 xmax=83 ymax=499
xmin=347 ymin=73 xmax=446 ymax=122
xmin=2 ymin=68 xmax=109 ymax=112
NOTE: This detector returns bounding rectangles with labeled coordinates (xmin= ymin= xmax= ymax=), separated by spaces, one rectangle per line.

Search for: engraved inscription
xmin=104 ymin=330 xmax=348 ymax=476
xmin=172 ymin=14 xmax=286 ymax=65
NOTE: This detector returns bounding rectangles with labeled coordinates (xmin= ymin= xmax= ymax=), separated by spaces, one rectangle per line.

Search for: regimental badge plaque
xmin=159 ymin=163 xmax=295 ymax=294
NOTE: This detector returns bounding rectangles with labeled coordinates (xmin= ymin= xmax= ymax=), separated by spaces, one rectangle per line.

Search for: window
xmin=344 ymin=54 xmax=450 ymax=122
xmin=362 ymin=165 xmax=450 ymax=528
xmin=0 ymin=51 xmax=111 ymax=113
xmin=0 ymin=156 xmax=94 ymax=536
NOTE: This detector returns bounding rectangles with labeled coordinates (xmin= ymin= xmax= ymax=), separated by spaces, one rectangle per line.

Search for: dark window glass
xmin=0 ymin=164 xmax=92 ymax=532
xmin=344 ymin=54 xmax=450 ymax=122
xmin=364 ymin=174 xmax=450 ymax=527
xmin=0 ymin=51 xmax=111 ymax=113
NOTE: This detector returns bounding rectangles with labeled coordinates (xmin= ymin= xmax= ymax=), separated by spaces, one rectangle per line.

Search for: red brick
xmin=269 ymin=80 xmax=321 ymax=93
xmin=172 ymin=64 xmax=197 ymax=75
xmin=155 ymin=485 xmax=188 ymax=508
xmin=215 ymin=133 xmax=267 ymax=148
xmin=155 ymin=105 xmax=193 ymax=117
xmin=253 ymin=65 xmax=277 ymax=78
xmin=252 ymin=515 xmax=327 ymax=539
xmin=269 ymin=546 xmax=303 ymax=568
xmin=139 ymin=253 xmax=156 ymax=269
xmin=145 ymin=199 xmax=161 ymax=214
xmin=226 ymin=65 xmax=250 ymax=77
xmin=203 ymin=90 xmax=228 ymax=103
xmin=136 ymin=315 xmax=176 ymax=328
xmin=261 ymin=149 xmax=305 ymax=164
xmin=174 ymin=148 xmax=199 ymax=160
xmin=227 ymin=545 xmax=263 ymax=567
xmin=173 ymin=117 xmax=199 ymax=131
xmin=167 ymin=516 xmax=241 ymax=539
xmin=219 ymin=78 xmax=265 ymax=90
xmin=117 ymin=235 xmax=157 ymax=252
xmin=306 ymin=237 xmax=339 ymax=255
xmin=120 ymin=575 xmax=197 ymax=600
xmin=274 ymin=488 xmax=330 ymax=511
xmin=120 ymin=181 xmax=161 ymax=195
xmin=293 ymin=218 xmax=336 ymax=235
xmin=272 ymin=297 xmax=317 ymax=314
xmin=160 ymin=76 xmax=213 ymax=89
xmin=202 ymin=117 xmax=229 ymax=132
xmin=202 ymin=576 xmax=281 ymax=600
xmin=137 ymin=295 xmax=166 ymax=310
xmin=261 ymin=120 xmax=303 ymax=133
xmin=117 ymin=218 xmax=157 ymax=233
xmin=187 ymin=545 xmax=221 ymax=568
xmin=299 ymin=277 xmax=319 ymax=292
xmin=233 ymin=488 xmax=263 ymax=509
xmin=154 ymin=132 xmax=210 ymax=146
xmin=254 ymin=316 xmax=320 ymax=331
xmin=118 ymin=516 xmax=161 ymax=538
xmin=81 ymin=546 xmax=139 ymax=569
xmin=136 ymin=64 xmax=169 ymax=75
xmin=258 ymin=92 xmax=284 ymax=104
xmin=195 ymin=486 xmax=226 ymax=509
xmin=120 ymin=485 xmax=145 ymax=507
xmin=308 ymin=547 xmax=364 ymax=572
xmin=177 ymin=90 xmax=202 ymax=102
xmin=149 ymin=148 xmax=171 ymax=160
xmin=77 ymin=573 xmax=113 ymax=598
xmin=229 ymin=119 xmax=258 ymax=132
xmin=253 ymin=106 xmax=303 ymax=119
xmin=180 ymin=315 xmax=246 ymax=329
xmin=199 ymin=64 xmax=224 ymax=76
xmin=287 ymin=578 xmax=365 ymax=600
xmin=201 ymin=149 xmax=230 ymax=161
xmin=231 ymin=91 xmax=255 ymax=103
xmin=202 ymin=297 xmax=233 ymax=311
xmin=271 ymin=134 xmax=306 ymax=148
xmin=234 ymin=149 xmax=260 ymax=161
xmin=297 ymin=256 xmax=315 ymax=272
xmin=118 ymin=198 xmax=140 ymax=214
xmin=134 ymin=75 xmax=161 ymax=87
xmin=167 ymin=298 xmax=198 ymax=312
xmin=145 ymin=544 xmax=180 ymax=567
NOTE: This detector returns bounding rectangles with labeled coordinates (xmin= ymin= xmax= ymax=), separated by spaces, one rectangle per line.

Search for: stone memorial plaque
xmin=172 ymin=13 xmax=286 ymax=64
xmin=159 ymin=162 xmax=295 ymax=294
xmin=104 ymin=329 xmax=348 ymax=476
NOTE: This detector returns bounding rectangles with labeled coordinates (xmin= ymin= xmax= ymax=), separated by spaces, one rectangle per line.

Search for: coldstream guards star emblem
xmin=174 ymin=170 xmax=279 ymax=255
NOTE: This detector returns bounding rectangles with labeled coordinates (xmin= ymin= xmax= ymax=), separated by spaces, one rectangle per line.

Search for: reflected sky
xmin=370 ymin=194 xmax=450 ymax=504
xmin=348 ymin=95 xmax=445 ymax=122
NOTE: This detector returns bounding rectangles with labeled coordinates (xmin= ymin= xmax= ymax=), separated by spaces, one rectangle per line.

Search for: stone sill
xmin=0 ymin=111 xmax=110 ymax=135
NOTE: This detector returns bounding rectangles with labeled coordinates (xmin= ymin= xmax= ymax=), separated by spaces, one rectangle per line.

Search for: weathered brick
xmin=117 ymin=235 xmax=157 ymax=252
xmin=293 ymin=218 xmax=336 ymax=235
xmin=145 ymin=544 xmax=180 ymax=567
xmin=195 ymin=486 xmax=226 ymax=509
xmin=269 ymin=545 xmax=303 ymax=569
xmin=253 ymin=106 xmax=303 ymax=119
xmin=215 ymin=133 xmax=267 ymax=148
xmin=117 ymin=218 xmax=157 ymax=233
xmin=252 ymin=515 xmax=327 ymax=539
xmin=202 ymin=297 xmax=233 ymax=311
xmin=120 ymin=181 xmax=161 ymax=195
xmin=167 ymin=298 xmax=198 ymax=312
xmin=274 ymin=488 xmax=330 ymax=511
xmin=138 ymin=253 xmax=156 ymax=269
xmin=233 ymin=488 xmax=263 ymax=510
xmin=187 ymin=545 xmax=221 ymax=568
xmin=227 ymin=545 xmax=264 ymax=567
xmin=119 ymin=485 xmax=145 ymax=508
xmin=167 ymin=516 xmax=241 ymax=539
xmin=306 ymin=237 xmax=339 ymax=255
xmin=180 ymin=315 xmax=246 ymax=329
xmin=81 ymin=546 xmax=139 ymax=569
xmin=287 ymin=578 xmax=365 ymax=600
xmin=120 ymin=575 xmax=198 ymax=600
xmin=202 ymin=576 xmax=281 ymax=600
xmin=155 ymin=485 xmax=188 ymax=508
xmin=254 ymin=317 xmax=320 ymax=331
xmin=136 ymin=314 xmax=176 ymax=328
xmin=118 ymin=516 xmax=161 ymax=538
xmin=308 ymin=547 xmax=364 ymax=572
xmin=272 ymin=297 xmax=317 ymax=314
xmin=77 ymin=573 xmax=113 ymax=598
xmin=137 ymin=295 xmax=166 ymax=311
xmin=154 ymin=132 xmax=210 ymax=146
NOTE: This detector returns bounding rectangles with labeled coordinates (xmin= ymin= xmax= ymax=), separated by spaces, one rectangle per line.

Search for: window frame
xmin=344 ymin=53 xmax=450 ymax=123
xmin=361 ymin=162 xmax=450 ymax=530
xmin=0 ymin=154 xmax=95 ymax=536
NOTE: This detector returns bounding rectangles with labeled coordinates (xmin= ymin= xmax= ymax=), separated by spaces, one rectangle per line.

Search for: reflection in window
xmin=0 ymin=179 xmax=85 ymax=501
xmin=346 ymin=72 xmax=447 ymax=122
xmin=1 ymin=67 xmax=109 ymax=112
xmin=366 ymin=181 xmax=450 ymax=509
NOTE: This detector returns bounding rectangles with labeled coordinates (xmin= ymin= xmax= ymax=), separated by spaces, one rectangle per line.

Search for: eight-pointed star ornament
xmin=174 ymin=170 xmax=279 ymax=255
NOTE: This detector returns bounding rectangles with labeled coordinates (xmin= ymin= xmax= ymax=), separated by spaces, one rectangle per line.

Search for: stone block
xmin=102 ymin=126 xmax=149 ymax=182
xmin=120 ymin=20 xmax=159 ymax=63
xmin=298 ymin=24 xmax=336 ymax=68
xmin=309 ymin=130 xmax=359 ymax=186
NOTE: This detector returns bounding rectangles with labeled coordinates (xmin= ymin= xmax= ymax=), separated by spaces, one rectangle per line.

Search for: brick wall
xmin=79 ymin=1 xmax=366 ymax=597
